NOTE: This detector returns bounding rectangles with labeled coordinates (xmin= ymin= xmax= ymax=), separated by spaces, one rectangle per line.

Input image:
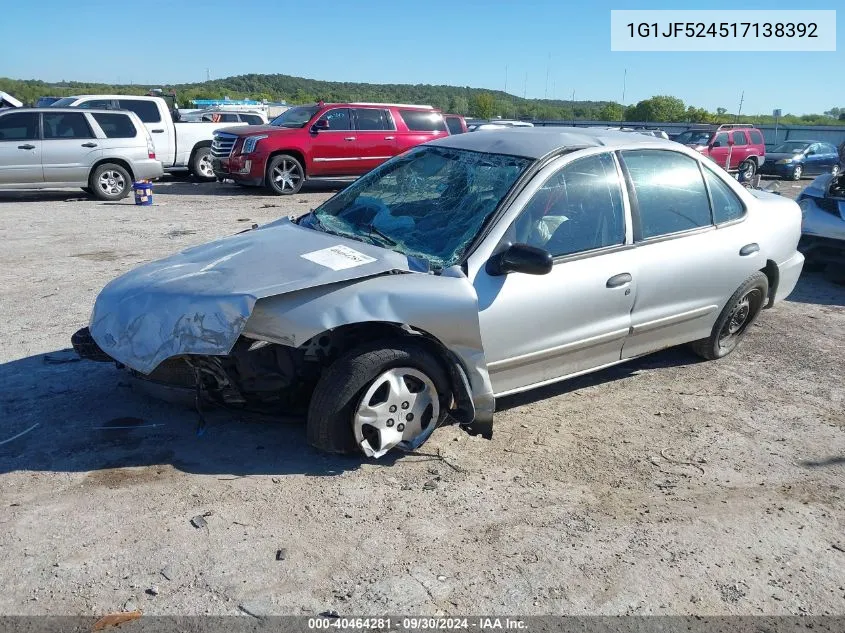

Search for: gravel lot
xmin=0 ymin=175 xmax=843 ymax=618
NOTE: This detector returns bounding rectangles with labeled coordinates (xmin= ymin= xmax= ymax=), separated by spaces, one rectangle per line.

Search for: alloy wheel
xmin=272 ymin=159 xmax=303 ymax=193
xmin=97 ymin=170 xmax=126 ymax=197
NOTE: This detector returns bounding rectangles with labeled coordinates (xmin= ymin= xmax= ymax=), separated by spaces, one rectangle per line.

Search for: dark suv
xmin=674 ymin=124 xmax=766 ymax=180
xmin=212 ymin=101 xmax=449 ymax=194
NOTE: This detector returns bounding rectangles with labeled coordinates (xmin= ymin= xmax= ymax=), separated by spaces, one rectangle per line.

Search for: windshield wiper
xmin=367 ymin=223 xmax=397 ymax=247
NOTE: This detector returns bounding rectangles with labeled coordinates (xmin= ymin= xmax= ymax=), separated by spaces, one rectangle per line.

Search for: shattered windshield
xmin=307 ymin=146 xmax=530 ymax=268
xmin=270 ymin=105 xmax=320 ymax=128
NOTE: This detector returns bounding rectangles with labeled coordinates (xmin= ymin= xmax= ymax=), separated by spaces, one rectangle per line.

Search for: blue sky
xmin=0 ymin=0 xmax=840 ymax=115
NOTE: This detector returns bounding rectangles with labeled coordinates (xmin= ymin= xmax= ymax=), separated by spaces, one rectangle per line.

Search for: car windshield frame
xmin=270 ymin=105 xmax=320 ymax=128
xmin=772 ymin=141 xmax=811 ymax=153
xmin=674 ymin=130 xmax=713 ymax=146
xmin=304 ymin=146 xmax=532 ymax=269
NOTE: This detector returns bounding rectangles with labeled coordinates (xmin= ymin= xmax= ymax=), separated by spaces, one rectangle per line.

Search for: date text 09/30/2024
xmin=307 ymin=617 xmax=527 ymax=630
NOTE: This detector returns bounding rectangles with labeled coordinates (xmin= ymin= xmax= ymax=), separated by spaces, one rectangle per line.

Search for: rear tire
xmin=190 ymin=146 xmax=215 ymax=182
xmin=739 ymin=160 xmax=757 ymax=181
xmin=89 ymin=163 xmax=131 ymax=201
xmin=266 ymin=154 xmax=304 ymax=195
xmin=307 ymin=341 xmax=450 ymax=457
xmin=690 ymin=272 xmax=768 ymax=361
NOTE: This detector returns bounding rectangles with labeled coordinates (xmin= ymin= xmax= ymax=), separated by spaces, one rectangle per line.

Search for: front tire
xmin=89 ymin=163 xmax=131 ymax=201
xmin=831 ymin=165 xmax=841 ymax=177
xmin=690 ymin=272 xmax=768 ymax=361
xmin=791 ymin=164 xmax=803 ymax=181
xmin=307 ymin=341 xmax=450 ymax=458
xmin=190 ymin=146 xmax=215 ymax=182
xmin=266 ymin=154 xmax=304 ymax=195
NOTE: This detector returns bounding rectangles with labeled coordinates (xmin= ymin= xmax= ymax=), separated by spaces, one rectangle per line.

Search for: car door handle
xmin=606 ymin=273 xmax=633 ymax=288
xmin=17 ymin=144 xmax=35 ymax=150
xmin=739 ymin=243 xmax=759 ymax=256
xmin=344 ymin=136 xmax=356 ymax=141
xmin=151 ymin=129 xmax=165 ymax=133
xmin=384 ymin=136 xmax=395 ymax=140
xmin=81 ymin=142 xmax=98 ymax=148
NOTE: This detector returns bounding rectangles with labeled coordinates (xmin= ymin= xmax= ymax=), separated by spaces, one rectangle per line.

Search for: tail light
xmin=147 ymin=138 xmax=156 ymax=160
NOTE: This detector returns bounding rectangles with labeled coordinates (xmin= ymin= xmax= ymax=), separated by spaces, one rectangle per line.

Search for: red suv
xmin=674 ymin=124 xmax=766 ymax=180
xmin=212 ymin=102 xmax=449 ymax=194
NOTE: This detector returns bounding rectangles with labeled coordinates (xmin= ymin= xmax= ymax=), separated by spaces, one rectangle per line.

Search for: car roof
xmin=1 ymin=107 xmax=138 ymax=115
xmin=427 ymin=126 xmax=676 ymax=159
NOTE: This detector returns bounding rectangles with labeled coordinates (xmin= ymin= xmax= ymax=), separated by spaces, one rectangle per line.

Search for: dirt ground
xmin=0 ymin=175 xmax=843 ymax=618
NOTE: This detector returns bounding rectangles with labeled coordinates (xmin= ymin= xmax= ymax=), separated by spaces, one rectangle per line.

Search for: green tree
xmin=625 ymin=95 xmax=686 ymax=122
xmin=449 ymin=95 xmax=469 ymax=115
xmin=597 ymin=102 xmax=624 ymax=121
xmin=716 ymin=107 xmax=728 ymax=116
xmin=471 ymin=92 xmax=496 ymax=119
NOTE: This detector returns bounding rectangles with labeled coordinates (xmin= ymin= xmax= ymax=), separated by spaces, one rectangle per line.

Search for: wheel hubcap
xmin=97 ymin=170 xmax=125 ymax=196
xmin=794 ymin=166 xmax=802 ymax=179
xmin=832 ymin=165 xmax=840 ymax=177
xmin=353 ymin=367 xmax=439 ymax=458
xmin=272 ymin=160 xmax=302 ymax=192
xmin=199 ymin=154 xmax=214 ymax=177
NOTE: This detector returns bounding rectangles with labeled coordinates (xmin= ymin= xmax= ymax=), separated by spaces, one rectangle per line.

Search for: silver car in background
xmin=73 ymin=128 xmax=804 ymax=458
xmin=797 ymin=171 xmax=845 ymax=273
xmin=0 ymin=108 xmax=162 ymax=200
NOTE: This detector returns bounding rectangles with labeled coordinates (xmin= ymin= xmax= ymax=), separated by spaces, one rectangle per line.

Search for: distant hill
xmin=0 ymin=73 xmax=615 ymax=120
xmin=1 ymin=73 xmax=842 ymax=126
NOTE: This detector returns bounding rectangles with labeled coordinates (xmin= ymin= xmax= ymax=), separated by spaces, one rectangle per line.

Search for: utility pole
xmin=735 ymin=91 xmax=744 ymax=122
xmin=523 ymin=72 xmax=527 ymax=99
xmin=544 ymin=53 xmax=551 ymax=99
xmin=504 ymin=64 xmax=508 ymax=93
xmin=571 ymin=89 xmax=576 ymax=126
xmin=622 ymin=68 xmax=627 ymax=104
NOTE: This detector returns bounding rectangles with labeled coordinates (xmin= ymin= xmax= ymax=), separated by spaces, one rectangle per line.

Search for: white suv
xmin=0 ymin=108 xmax=163 ymax=200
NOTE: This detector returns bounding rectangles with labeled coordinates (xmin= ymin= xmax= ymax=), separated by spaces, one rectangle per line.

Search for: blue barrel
xmin=133 ymin=181 xmax=153 ymax=206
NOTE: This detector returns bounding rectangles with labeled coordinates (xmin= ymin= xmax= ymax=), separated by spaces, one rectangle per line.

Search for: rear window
xmin=398 ymin=109 xmax=447 ymax=132
xmin=445 ymin=117 xmax=465 ymax=134
xmin=117 ymin=99 xmax=161 ymax=123
xmin=749 ymin=130 xmax=763 ymax=145
xmin=92 ymin=113 xmax=137 ymax=138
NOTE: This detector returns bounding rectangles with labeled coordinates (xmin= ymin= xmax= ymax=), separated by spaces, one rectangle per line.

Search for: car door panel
xmin=352 ymin=108 xmax=397 ymax=172
xmin=308 ymin=108 xmax=358 ymax=176
xmin=619 ymin=149 xmax=760 ymax=359
xmin=472 ymin=151 xmax=636 ymax=396
xmin=477 ymin=251 xmax=637 ymax=395
xmin=0 ymin=111 xmax=43 ymax=185
xmin=41 ymin=111 xmax=100 ymax=183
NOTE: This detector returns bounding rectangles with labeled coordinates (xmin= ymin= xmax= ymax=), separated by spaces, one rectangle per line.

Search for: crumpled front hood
xmin=89 ymin=218 xmax=411 ymax=374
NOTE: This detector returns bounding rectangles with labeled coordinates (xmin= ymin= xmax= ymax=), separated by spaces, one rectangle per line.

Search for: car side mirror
xmin=311 ymin=119 xmax=329 ymax=133
xmin=806 ymin=149 xmax=815 ymax=155
xmin=486 ymin=243 xmax=553 ymax=276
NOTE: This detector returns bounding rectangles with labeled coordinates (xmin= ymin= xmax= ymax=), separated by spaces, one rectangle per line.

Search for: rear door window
xmin=731 ymin=131 xmax=747 ymax=146
xmin=399 ymin=109 xmax=447 ymax=132
xmin=0 ymin=112 xmax=39 ymax=141
xmin=117 ymin=99 xmax=161 ymax=123
xmin=43 ymin=112 xmax=94 ymax=139
xmin=702 ymin=166 xmax=745 ymax=224
xmin=445 ymin=117 xmax=464 ymax=134
xmin=621 ymin=149 xmax=713 ymax=239
xmin=241 ymin=114 xmax=263 ymax=125
xmin=352 ymin=108 xmax=393 ymax=131
xmin=92 ymin=113 xmax=137 ymax=138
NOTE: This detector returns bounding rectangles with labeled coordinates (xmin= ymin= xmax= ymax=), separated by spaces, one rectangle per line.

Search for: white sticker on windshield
xmin=301 ymin=245 xmax=377 ymax=271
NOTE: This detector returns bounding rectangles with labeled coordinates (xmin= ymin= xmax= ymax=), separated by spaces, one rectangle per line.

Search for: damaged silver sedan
xmin=74 ymin=128 xmax=805 ymax=458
